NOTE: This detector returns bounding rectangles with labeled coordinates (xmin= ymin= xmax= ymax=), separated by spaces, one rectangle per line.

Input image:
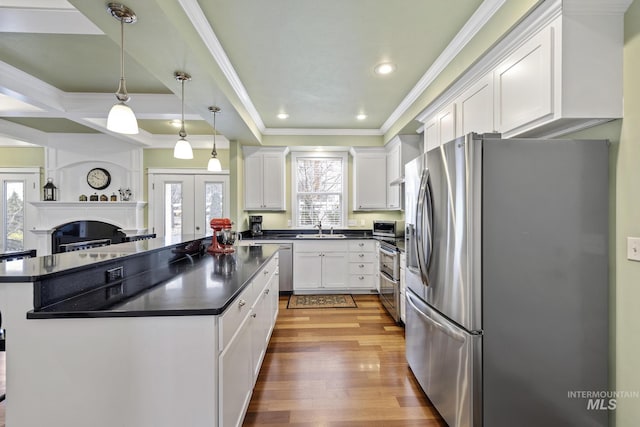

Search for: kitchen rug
xmin=287 ymin=294 xmax=357 ymax=309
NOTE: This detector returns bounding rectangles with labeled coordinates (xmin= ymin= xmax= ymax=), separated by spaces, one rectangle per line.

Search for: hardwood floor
xmin=244 ymin=295 xmax=446 ymax=426
xmin=0 ymin=296 xmax=445 ymax=427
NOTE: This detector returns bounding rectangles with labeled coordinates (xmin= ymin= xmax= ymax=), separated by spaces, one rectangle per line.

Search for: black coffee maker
xmin=249 ymin=215 xmax=263 ymax=237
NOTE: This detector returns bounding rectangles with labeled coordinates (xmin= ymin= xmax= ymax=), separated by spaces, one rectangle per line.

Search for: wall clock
xmin=87 ymin=167 xmax=111 ymax=190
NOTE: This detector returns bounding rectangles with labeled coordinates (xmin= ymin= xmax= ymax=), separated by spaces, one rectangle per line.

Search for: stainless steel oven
xmin=378 ymin=242 xmax=400 ymax=323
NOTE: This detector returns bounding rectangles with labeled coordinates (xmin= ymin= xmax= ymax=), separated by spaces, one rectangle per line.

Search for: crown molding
xmin=262 ymin=128 xmax=384 ymax=137
xmin=177 ymin=0 xmax=266 ymax=134
xmin=380 ymin=0 xmax=506 ymax=134
xmin=416 ymin=0 xmax=563 ymax=124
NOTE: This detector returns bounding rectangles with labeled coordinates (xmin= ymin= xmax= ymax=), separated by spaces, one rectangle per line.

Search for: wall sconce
xmin=43 ymin=178 xmax=58 ymax=201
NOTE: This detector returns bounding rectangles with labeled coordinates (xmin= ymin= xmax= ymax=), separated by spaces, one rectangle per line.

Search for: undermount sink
xmin=295 ymin=234 xmax=347 ymax=239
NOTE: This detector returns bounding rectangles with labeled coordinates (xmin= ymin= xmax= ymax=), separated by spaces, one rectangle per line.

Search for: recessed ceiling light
xmin=277 ymin=113 xmax=289 ymax=119
xmin=356 ymin=114 xmax=367 ymax=120
xmin=374 ymin=62 xmax=396 ymax=75
xmin=169 ymin=119 xmax=182 ymax=128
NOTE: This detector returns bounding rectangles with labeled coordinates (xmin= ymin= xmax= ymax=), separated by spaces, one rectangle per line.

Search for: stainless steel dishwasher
xmin=278 ymin=243 xmax=293 ymax=294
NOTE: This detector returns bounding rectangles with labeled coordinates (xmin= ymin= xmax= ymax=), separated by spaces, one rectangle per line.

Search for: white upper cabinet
xmin=243 ymin=147 xmax=288 ymax=211
xmin=417 ymin=3 xmax=624 ymax=141
xmin=352 ymin=136 xmax=421 ymax=211
xmin=386 ymin=144 xmax=400 ymax=209
xmin=456 ymin=73 xmax=495 ymax=137
xmin=351 ymin=147 xmax=387 ymax=210
xmin=423 ymin=103 xmax=456 ymax=152
xmin=386 ymin=135 xmax=421 ymax=210
xmin=494 ymin=25 xmax=554 ymax=135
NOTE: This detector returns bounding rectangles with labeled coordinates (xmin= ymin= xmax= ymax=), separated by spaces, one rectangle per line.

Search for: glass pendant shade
xmin=174 ymin=138 xmax=193 ymax=159
xmin=107 ymin=102 xmax=138 ymax=134
xmin=207 ymin=156 xmax=222 ymax=171
xmin=106 ymin=3 xmax=138 ymax=135
xmin=173 ymin=71 xmax=192 ymax=159
xmin=207 ymin=106 xmax=222 ymax=171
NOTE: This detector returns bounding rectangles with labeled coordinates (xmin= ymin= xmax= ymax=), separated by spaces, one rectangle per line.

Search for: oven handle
xmin=379 ymin=246 xmax=398 ymax=257
xmin=380 ymin=270 xmax=399 ymax=283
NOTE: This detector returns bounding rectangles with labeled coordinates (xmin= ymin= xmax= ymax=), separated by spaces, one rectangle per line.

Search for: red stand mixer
xmin=208 ymin=218 xmax=237 ymax=254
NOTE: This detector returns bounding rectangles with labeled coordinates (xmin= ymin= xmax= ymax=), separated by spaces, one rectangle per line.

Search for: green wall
xmin=615 ymin=2 xmax=640 ymax=424
xmin=0 ymin=147 xmax=44 ymax=167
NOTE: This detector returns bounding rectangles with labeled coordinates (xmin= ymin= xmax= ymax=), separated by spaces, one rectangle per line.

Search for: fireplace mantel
xmin=29 ymin=201 xmax=147 ymax=255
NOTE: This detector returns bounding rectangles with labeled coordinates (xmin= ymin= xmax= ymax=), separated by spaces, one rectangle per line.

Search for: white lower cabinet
xmin=219 ymin=254 xmax=278 ymax=427
xmin=294 ymin=240 xmax=378 ymax=292
xmin=251 ymin=264 xmax=279 ymax=382
xmin=294 ymin=241 xmax=348 ymax=291
xmin=219 ymin=314 xmax=252 ymax=427
xmin=348 ymin=240 xmax=378 ymax=290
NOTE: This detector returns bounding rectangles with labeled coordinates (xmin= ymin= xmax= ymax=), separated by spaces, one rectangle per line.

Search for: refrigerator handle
xmin=415 ymin=168 xmax=433 ymax=286
xmin=407 ymin=292 xmax=465 ymax=343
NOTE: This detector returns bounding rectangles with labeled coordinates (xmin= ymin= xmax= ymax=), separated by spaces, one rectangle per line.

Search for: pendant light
xmin=106 ymin=3 xmax=139 ymax=134
xmin=173 ymin=71 xmax=193 ymax=159
xmin=207 ymin=106 xmax=222 ymax=171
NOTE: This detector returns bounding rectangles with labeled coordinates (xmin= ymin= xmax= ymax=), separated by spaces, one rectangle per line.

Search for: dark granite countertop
xmin=0 ymin=235 xmax=209 ymax=283
xmin=27 ymin=244 xmax=280 ymax=319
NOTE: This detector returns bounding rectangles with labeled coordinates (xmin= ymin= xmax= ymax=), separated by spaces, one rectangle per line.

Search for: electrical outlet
xmin=627 ymin=237 xmax=640 ymax=262
xmin=287 ymin=219 xmax=291 ymax=227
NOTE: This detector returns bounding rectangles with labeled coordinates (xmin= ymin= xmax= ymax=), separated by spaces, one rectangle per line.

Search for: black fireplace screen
xmin=51 ymin=221 xmax=126 ymax=254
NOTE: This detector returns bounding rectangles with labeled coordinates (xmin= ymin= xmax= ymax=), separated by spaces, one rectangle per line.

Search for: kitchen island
xmin=0 ymin=236 xmax=280 ymax=427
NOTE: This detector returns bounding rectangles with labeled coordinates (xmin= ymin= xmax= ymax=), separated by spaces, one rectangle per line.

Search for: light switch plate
xmin=627 ymin=237 xmax=640 ymax=262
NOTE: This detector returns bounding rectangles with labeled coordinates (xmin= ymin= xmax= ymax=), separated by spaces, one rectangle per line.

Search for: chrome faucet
xmin=314 ymin=220 xmax=323 ymax=235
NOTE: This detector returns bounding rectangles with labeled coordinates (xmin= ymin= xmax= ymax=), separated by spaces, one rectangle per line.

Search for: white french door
xmin=0 ymin=169 xmax=39 ymax=252
xmin=148 ymin=170 xmax=230 ymax=237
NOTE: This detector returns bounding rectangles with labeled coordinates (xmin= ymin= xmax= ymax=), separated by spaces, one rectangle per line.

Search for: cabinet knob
xmin=359 ymin=242 xmax=364 ymax=247
xmin=251 ymin=313 xmax=257 ymax=318
xmin=359 ymin=254 xmax=364 ymax=258
xmin=238 ymin=299 xmax=246 ymax=307
xmin=265 ymin=288 xmax=270 ymax=295
xmin=264 ymin=270 xmax=269 ymax=275
xmin=359 ymin=276 xmax=364 ymax=280
xmin=359 ymin=264 xmax=364 ymax=268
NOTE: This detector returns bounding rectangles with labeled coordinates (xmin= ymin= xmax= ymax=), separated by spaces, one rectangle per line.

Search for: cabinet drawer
xmin=253 ymin=256 xmax=278 ymax=295
xmin=349 ymin=274 xmax=376 ymax=288
xmin=348 ymin=240 xmax=376 ymax=252
xmin=349 ymin=262 xmax=375 ymax=275
xmin=220 ymin=283 xmax=255 ymax=350
xmin=349 ymin=252 xmax=377 ymax=263
xmin=295 ymin=240 xmax=348 ymax=252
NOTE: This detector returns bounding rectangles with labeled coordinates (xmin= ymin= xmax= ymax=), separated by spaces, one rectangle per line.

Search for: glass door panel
xmin=3 ymin=180 xmax=25 ymax=251
xmin=151 ymin=173 xmax=229 ymax=237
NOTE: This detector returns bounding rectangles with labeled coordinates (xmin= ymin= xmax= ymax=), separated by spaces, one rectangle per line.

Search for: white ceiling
xmin=0 ymin=0 xmax=502 ymax=148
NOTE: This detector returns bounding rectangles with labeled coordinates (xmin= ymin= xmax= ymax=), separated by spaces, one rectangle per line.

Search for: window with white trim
xmin=291 ymin=152 xmax=348 ymax=228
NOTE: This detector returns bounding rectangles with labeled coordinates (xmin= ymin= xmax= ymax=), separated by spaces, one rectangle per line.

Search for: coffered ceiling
xmin=0 ymin=0 xmax=499 ymax=149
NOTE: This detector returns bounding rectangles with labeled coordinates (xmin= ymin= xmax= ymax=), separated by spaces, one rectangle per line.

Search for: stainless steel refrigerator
xmin=404 ymin=133 xmax=609 ymax=427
